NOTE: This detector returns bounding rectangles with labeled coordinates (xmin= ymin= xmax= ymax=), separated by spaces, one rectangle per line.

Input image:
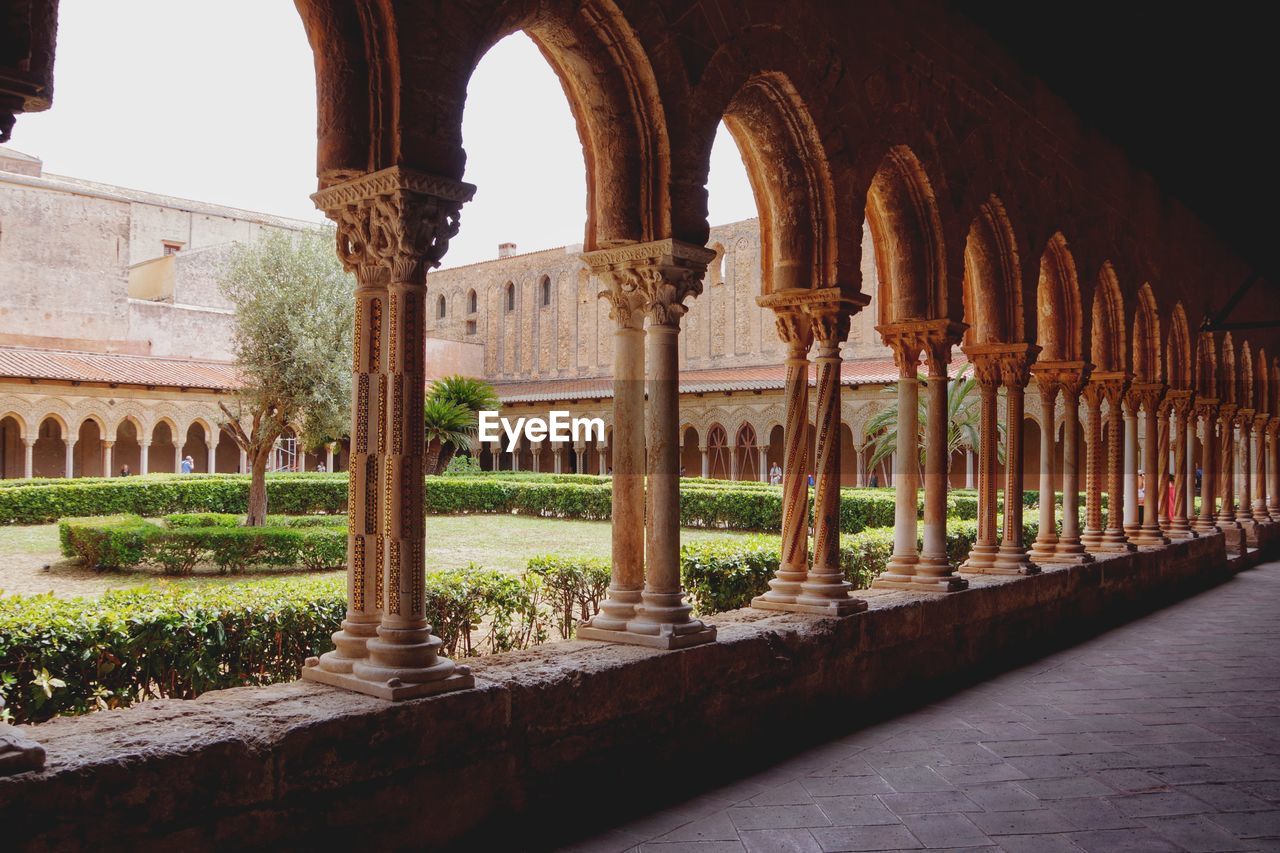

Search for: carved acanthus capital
xmin=1194 ymin=397 xmax=1220 ymax=423
xmin=1089 ymin=370 xmax=1131 ymax=408
xmin=1218 ymin=402 xmax=1239 ymax=427
xmin=312 ymin=166 xmax=476 ymax=285
xmin=1165 ymin=389 xmax=1195 ymax=421
xmin=770 ymin=307 xmax=813 ymax=353
xmin=796 ymin=288 xmax=866 ymax=347
xmin=1253 ymin=413 xmax=1270 ymax=433
xmin=876 ymin=319 xmax=966 ymax=379
xmin=1032 ymin=360 xmax=1091 ymax=402
xmin=1236 ymin=408 xmax=1256 ymax=431
xmin=583 ymin=239 xmax=714 ymax=329
xmin=1126 ymin=380 xmax=1167 ymax=415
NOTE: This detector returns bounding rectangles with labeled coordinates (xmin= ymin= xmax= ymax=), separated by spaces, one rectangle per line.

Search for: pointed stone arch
xmin=1132 ymin=283 xmax=1161 ymax=383
xmin=1090 ymin=262 xmax=1126 ymax=372
xmin=961 ymin=195 xmax=1024 ymax=344
xmin=868 ymin=146 xmax=948 ymax=324
xmin=1167 ymin=303 xmax=1193 ymax=392
xmin=1035 ymin=233 xmax=1083 ymax=361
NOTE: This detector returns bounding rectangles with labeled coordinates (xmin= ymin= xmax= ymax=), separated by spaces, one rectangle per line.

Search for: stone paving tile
xmin=563 ymin=562 xmax=1280 ymax=852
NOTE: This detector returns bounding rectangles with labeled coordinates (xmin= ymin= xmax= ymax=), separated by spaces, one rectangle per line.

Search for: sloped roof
xmin=493 ymin=354 xmax=970 ymax=403
xmin=0 ymin=346 xmax=240 ymax=391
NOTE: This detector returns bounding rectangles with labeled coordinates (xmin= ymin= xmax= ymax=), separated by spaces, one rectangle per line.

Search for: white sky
xmin=5 ymin=2 xmax=756 ymax=269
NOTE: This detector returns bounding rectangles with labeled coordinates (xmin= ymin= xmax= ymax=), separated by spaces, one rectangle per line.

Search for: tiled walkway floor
xmin=562 ymin=562 xmax=1280 ymax=852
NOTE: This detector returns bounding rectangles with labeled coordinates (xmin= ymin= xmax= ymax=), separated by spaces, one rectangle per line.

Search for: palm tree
xmin=427 ymin=375 xmax=498 ymax=473
xmin=863 ymin=363 xmax=1000 ymax=480
xmin=424 ymin=397 xmax=478 ymax=476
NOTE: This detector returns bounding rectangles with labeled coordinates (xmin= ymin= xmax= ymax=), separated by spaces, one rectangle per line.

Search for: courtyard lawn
xmin=0 ymin=514 xmax=757 ymax=599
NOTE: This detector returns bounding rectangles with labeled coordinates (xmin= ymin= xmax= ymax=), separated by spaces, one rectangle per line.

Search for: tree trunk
xmin=437 ymin=443 xmax=459 ymax=475
xmin=246 ymin=448 xmax=270 ymax=526
xmin=425 ymin=438 xmax=443 ymax=478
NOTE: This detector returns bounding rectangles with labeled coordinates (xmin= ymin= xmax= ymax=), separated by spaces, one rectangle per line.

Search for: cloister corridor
xmin=542 ymin=561 xmax=1280 ymax=853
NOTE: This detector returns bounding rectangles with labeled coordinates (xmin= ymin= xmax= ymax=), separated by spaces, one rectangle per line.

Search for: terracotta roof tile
xmin=0 ymin=346 xmax=240 ymax=391
xmin=493 ymin=353 xmax=970 ymax=403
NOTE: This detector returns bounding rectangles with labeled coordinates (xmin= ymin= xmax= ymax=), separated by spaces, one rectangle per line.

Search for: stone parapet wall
xmin=0 ymin=534 xmax=1246 ymax=850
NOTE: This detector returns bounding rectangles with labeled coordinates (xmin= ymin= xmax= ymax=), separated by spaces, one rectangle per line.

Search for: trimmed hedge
xmin=58 ymin=515 xmax=347 ymax=575
xmin=1 ymin=474 xmax=347 ymax=525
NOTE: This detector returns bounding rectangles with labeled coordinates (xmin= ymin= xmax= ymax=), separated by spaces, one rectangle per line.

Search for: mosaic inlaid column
xmin=959 ymin=347 xmax=1002 ymax=572
xmin=1194 ymin=400 xmax=1220 ymax=533
xmin=794 ymin=290 xmax=869 ymax=614
xmin=581 ymin=240 xmax=716 ymax=648
xmin=994 ymin=346 xmax=1040 ymax=573
xmin=1167 ymin=392 xmax=1196 ymax=538
xmin=1098 ymin=376 xmax=1136 ymax=551
xmin=915 ymin=328 xmax=968 ymax=590
xmin=753 ymin=297 xmax=813 ymax=607
xmin=305 ymin=166 xmax=475 ymax=700
xmin=1027 ymin=372 xmax=1061 ymax=563
xmin=1131 ymin=383 xmax=1170 ymax=547
xmin=1081 ymin=382 xmax=1106 ymax=550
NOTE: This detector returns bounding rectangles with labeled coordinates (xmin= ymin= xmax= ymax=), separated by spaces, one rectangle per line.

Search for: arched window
xmin=540 ymin=275 xmax=551 ymax=307
xmin=467 ymin=289 xmax=477 ymax=314
xmin=437 ymin=294 xmax=447 ymax=319
xmin=505 ymin=282 xmax=515 ymax=313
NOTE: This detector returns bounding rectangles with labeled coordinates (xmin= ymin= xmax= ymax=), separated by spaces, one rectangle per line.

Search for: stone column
xmin=138 ymin=440 xmax=150 ymax=475
xmin=600 ymin=445 xmax=609 ymax=475
xmin=326 ymin=444 xmax=335 ymax=472
xmin=1236 ymin=410 xmax=1256 ymax=531
xmin=753 ymin=299 xmax=813 ymax=605
xmin=1217 ymin=404 xmax=1241 ymax=530
xmin=102 ymin=440 xmax=114 ymax=477
xmin=552 ymin=444 xmax=563 ymax=474
xmin=1156 ymin=404 xmax=1171 ymax=532
xmin=1194 ymin=401 xmax=1220 ymax=533
xmin=1081 ymin=382 xmax=1105 ymax=549
xmin=916 ymin=329 xmax=967 ymax=590
xmin=296 ymin=444 xmax=306 ymax=473
xmin=959 ymin=347 xmax=1001 ymax=572
xmin=965 ymin=449 xmax=975 ymax=490
xmin=206 ymin=439 xmax=217 ymax=475
xmin=304 ymin=166 xmax=475 ymax=700
xmin=855 ymin=445 xmax=867 ymax=487
xmin=1055 ymin=367 xmax=1091 ymax=562
xmin=1131 ymin=383 xmax=1170 ymax=547
xmin=699 ymin=445 xmax=710 ymax=479
xmin=994 ymin=346 xmax=1040 ymax=573
xmin=529 ymin=442 xmax=542 ymax=473
xmin=580 ymin=239 xmax=716 ymax=648
xmin=758 ymin=446 xmax=769 ymax=482
xmin=238 ymin=448 xmax=248 ymax=474
xmin=173 ymin=442 xmax=183 ymax=475
xmin=728 ymin=442 xmax=740 ymax=481
xmin=765 ymin=290 xmax=869 ymax=615
xmin=873 ymin=320 xmax=968 ymax=592
xmin=63 ymin=438 xmax=76 ymax=478
xmin=1122 ymin=402 xmax=1139 ymax=537
xmin=23 ymin=437 xmax=34 ymax=479
xmin=1270 ymin=420 xmax=1280 ymax=520
xmin=1097 ymin=374 xmax=1136 ymax=551
xmin=1254 ymin=414 xmax=1270 ymax=522
xmin=1028 ymin=373 xmax=1061 ymax=562
xmin=576 ymin=444 xmax=588 ymax=475
xmin=1166 ymin=392 xmax=1196 ymax=538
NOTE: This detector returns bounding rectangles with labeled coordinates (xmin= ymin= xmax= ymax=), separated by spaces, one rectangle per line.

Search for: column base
xmin=1165 ymin=522 xmax=1197 ymax=540
xmin=752 ymin=595 xmax=868 ymax=617
xmin=1079 ymin=529 xmax=1105 ymax=550
xmin=577 ymin=622 xmax=717 ymax=649
xmin=302 ymin=657 xmax=474 ymax=701
xmin=1027 ymin=538 xmax=1060 ymax=563
xmin=959 ymin=542 xmax=1000 ymax=572
xmin=872 ymin=573 xmax=968 ymax=593
xmin=990 ymin=544 xmax=1040 ymax=575
xmin=754 ymin=568 xmax=808 ymax=604
xmin=873 ymin=552 xmax=920 ymax=587
xmin=586 ymin=587 xmax=643 ymax=631
xmin=1129 ymin=525 xmax=1170 ymax=548
xmin=1192 ymin=518 xmax=1220 ymax=535
xmin=1096 ymin=528 xmax=1137 ymax=552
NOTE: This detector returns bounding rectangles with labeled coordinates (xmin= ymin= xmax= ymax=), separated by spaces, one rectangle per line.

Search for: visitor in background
xmin=119 ymin=464 xmax=130 ymax=477
xmin=316 ymin=461 xmax=327 ymax=473
xmin=869 ymin=472 xmax=879 ymax=488
xmin=180 ymin=455 xmax=194 ymax=475
xmin=1137 ymin=470 xmax=1146 ymax=525
xmin=769 ymin=462 xmax=782 ymax=485
xmin=807 ymin=471 xmax=815 ymax=488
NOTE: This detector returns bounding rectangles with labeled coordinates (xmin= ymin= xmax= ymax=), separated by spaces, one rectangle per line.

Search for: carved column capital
xmin=583 ymin=239 xmax=714 ymax=330
xmin=1165 ymin=389 xmax=1195 ymax=420
xmin=1088 ymin=370 xmax=1131 ymax=409
xmin=312 ymin=166 xmax=476 ymax=285
xmin=1218 ymin=402 xmax=1239 ymax=427
xmin=1126 ymin=380 xmax=1167 ymax=415
xmin=1195 ymin=397 xmax=1221 ymax=423
xmin=1253 ymin=413 xmax=1270 ymax=433
xmin=1032 ymin=360 xmax=1091 ymax=401
xmin=1236 ymin=407 xmax=1256 ymax=430
xmin=876 ymin=319 xmax=966 ymax=379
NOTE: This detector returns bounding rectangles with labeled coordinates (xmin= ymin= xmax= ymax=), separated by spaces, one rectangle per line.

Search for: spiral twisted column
xmin=993 ymin=346 xmax=1041 ymax=573
xmin=1096 ymin=373 xmax=1136 ymax=551
xmin=1081 ymin=381 xmax=1106 ymax=550
xmin=1166 ymin=391 xmax=1196 ymax=538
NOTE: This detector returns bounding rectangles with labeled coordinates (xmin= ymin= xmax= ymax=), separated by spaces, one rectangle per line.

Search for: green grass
xmin=0 ymin=515 xmax=756 ymax=598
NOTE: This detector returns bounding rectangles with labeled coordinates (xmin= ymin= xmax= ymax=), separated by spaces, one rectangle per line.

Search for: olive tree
xmin=218 ymin=230 xmax=353 ymax=525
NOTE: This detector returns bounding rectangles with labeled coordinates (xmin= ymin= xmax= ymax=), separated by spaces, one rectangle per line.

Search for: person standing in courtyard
xmin=180 ymin=455 xmax=194 ymax=475
xmin=769 ymin=461 xmax=782 ymax=485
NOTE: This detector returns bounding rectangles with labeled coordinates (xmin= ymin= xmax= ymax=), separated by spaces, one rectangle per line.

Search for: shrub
xmin=527 ymin=555 xmax=613 ymax=640
xmin=57 ymin=515 xmax=158 ymax=570
xmin=1 ymin=473 xmax=348 ymax=525
xmin=422 ymin=565 xmax=545 ymax=656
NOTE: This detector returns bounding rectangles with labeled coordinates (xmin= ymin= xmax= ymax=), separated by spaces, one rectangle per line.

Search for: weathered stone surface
xmin=0 ymin=533 xmax=1240 ymax=850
